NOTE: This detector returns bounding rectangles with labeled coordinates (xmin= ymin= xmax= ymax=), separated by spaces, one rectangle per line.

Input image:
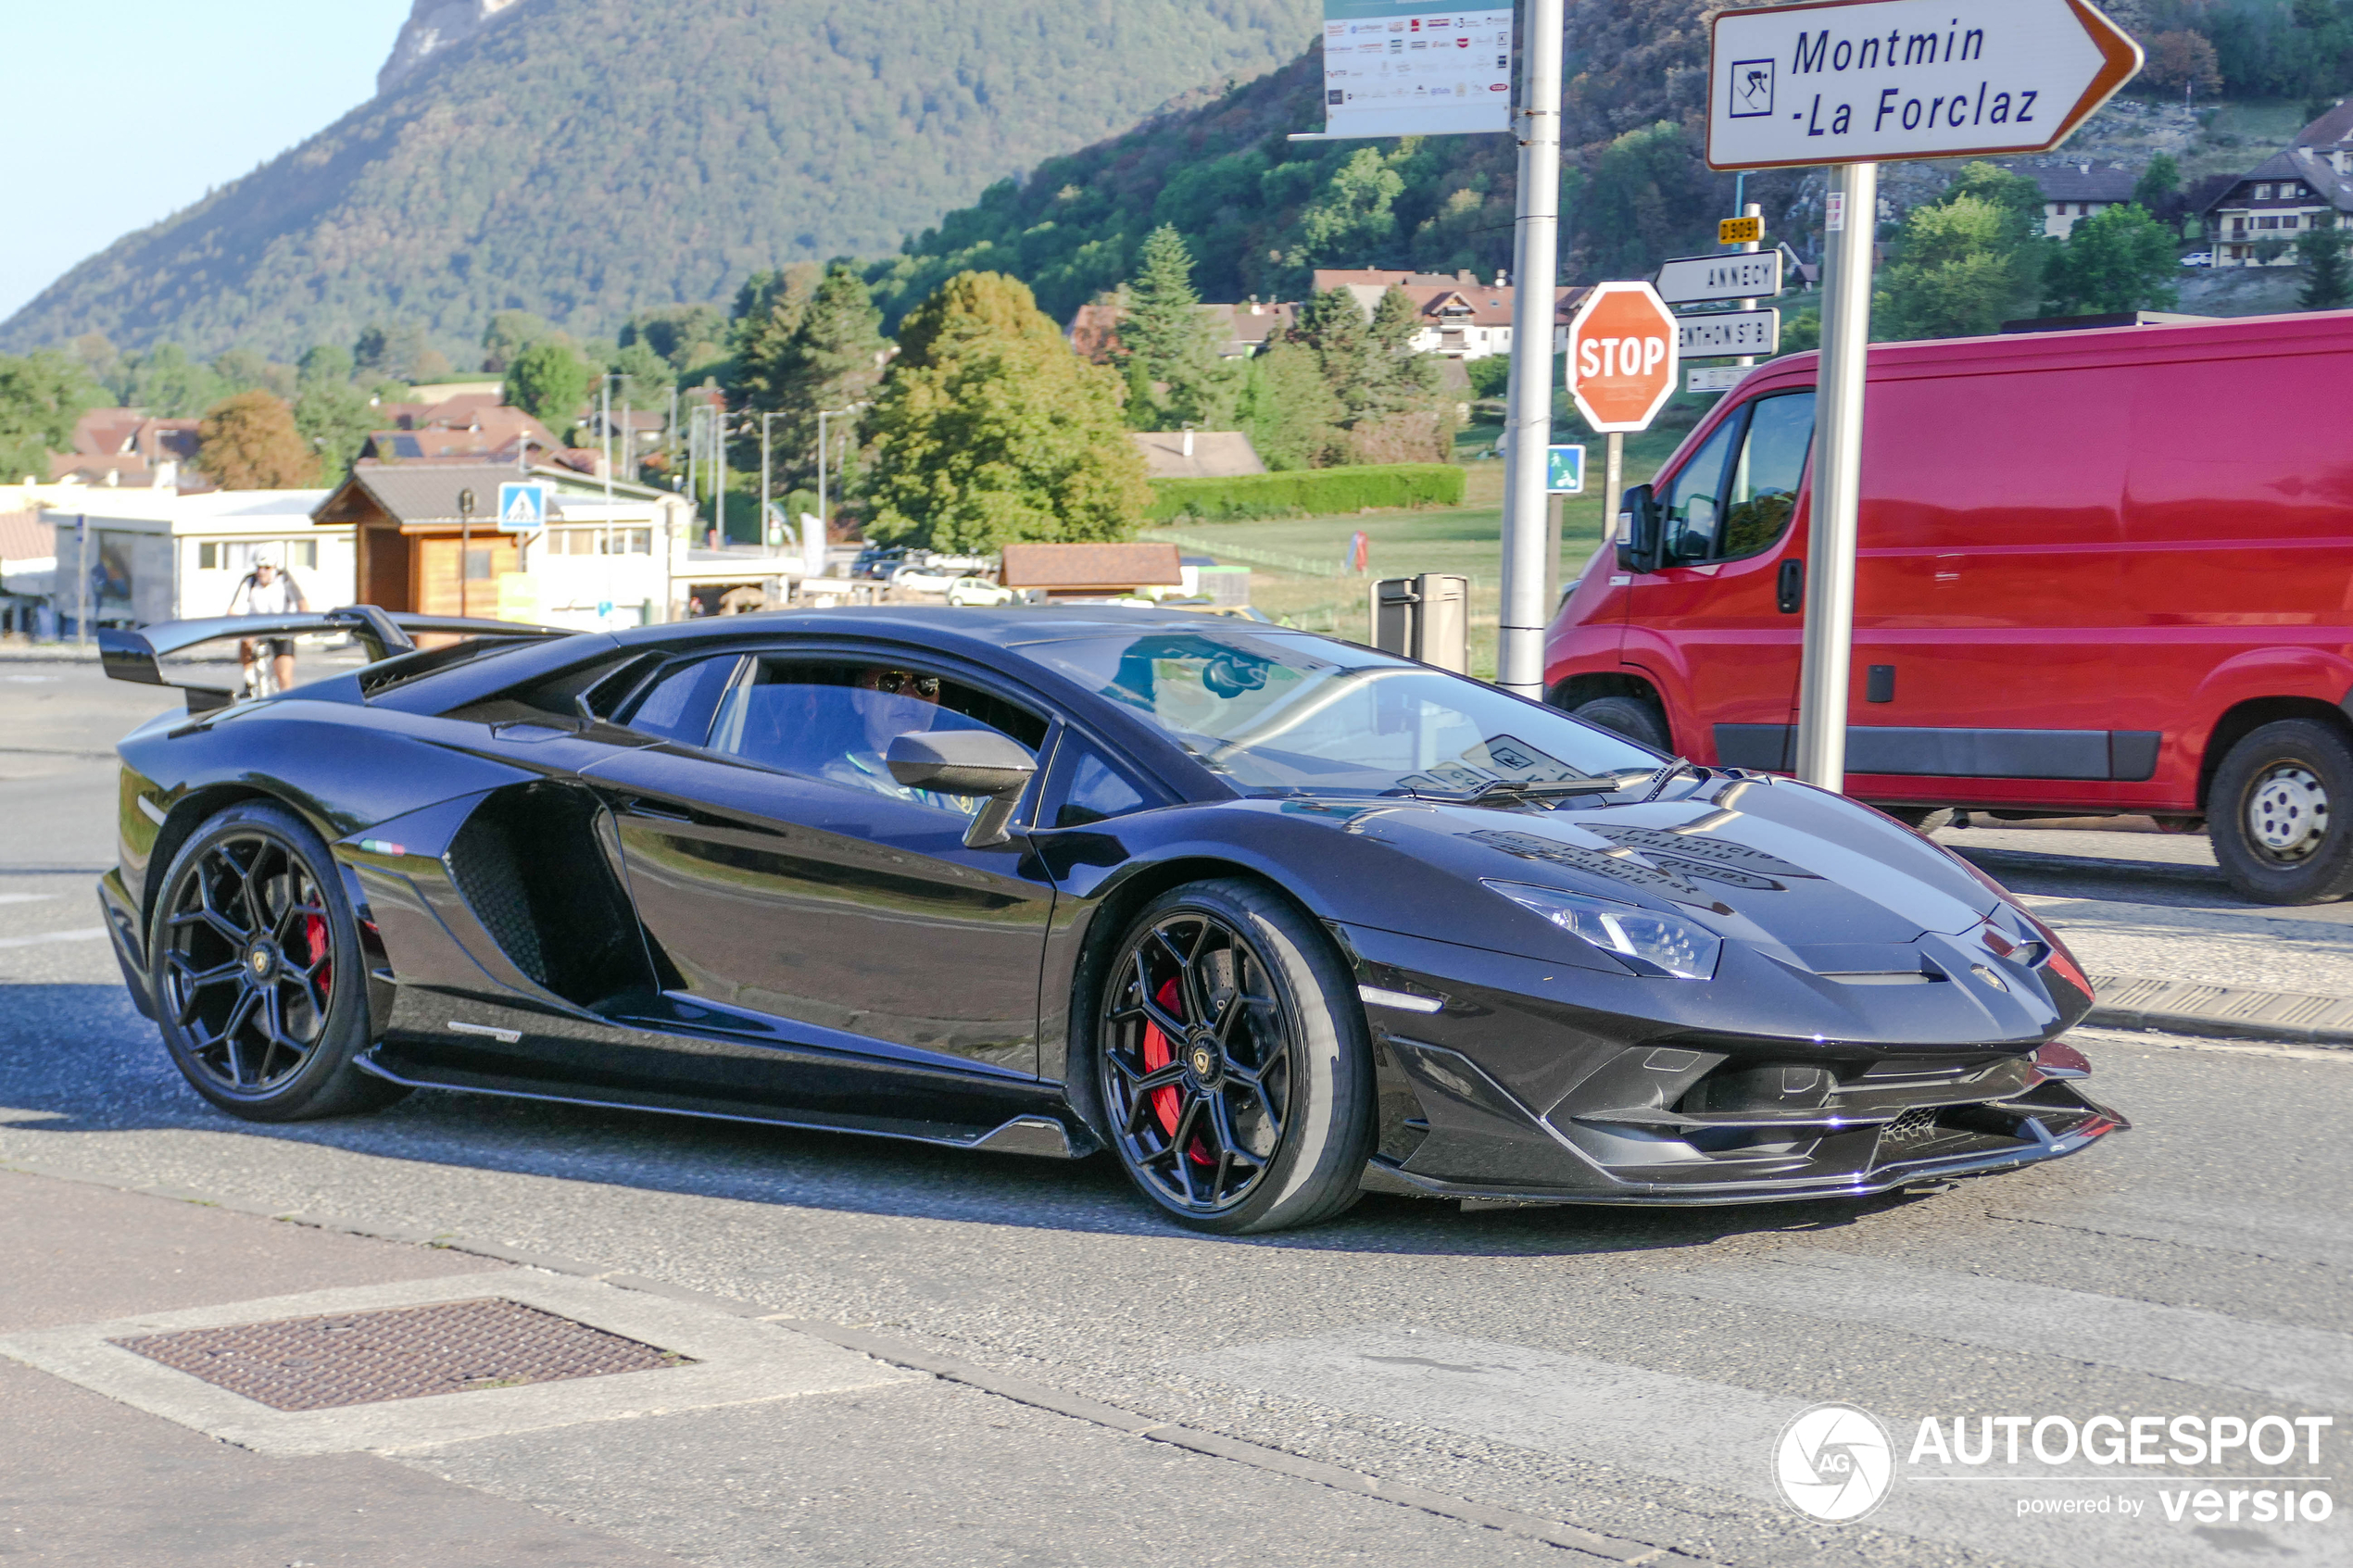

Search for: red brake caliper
xmin=1139 ymin=977 xmax=1183 ymax=1135
xmin=303 ymin=914 xmax=331 ymax=1001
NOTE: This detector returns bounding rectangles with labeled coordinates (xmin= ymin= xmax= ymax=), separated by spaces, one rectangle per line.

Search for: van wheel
xmin=2210 ymin=720 xmax=2353 ymax=904
xmin=1569 ymin=695 xmax=1669 ymax=752
xmin=1881 ymin=807 xmax=1956 ymax=834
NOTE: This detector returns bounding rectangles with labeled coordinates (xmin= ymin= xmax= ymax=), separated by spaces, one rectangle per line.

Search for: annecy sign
xmin=1705 ymin=0 xmax=2141 ymax=169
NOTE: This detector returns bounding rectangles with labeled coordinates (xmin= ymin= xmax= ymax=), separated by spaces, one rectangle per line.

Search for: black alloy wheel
xmin=2211 ymin=719 xmax=2353 ymax=905
xmin=150 ymin=801 xmax=406 ymax=1122
xmin=1094 ymin=878 xmax=1375 ymax=1235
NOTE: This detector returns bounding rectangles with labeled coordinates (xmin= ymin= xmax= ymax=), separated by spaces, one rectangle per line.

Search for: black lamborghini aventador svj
xmin=95 ymin=605 xmax=2123 ymax=1233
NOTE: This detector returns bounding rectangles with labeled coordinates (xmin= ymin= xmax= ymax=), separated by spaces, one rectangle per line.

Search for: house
xmin=16 ymin=489 xmax=347 ymax=631
xmin=1066 ymin=299 xmax=1298 ymax=362
xmin=1131 ymin=431 xmax=1266 ymax=480
xmin=1308 ymin=269 xmax=1582 ymax=359
xmin=1991 ymin=161 xmax=2139 ymax=239
xmin=1000 ymin=542 xmax=1186 ymax=601
xmin=2202 ymin=102 xmax=2353 ymax=266
xmin=309 ymin=459 xmax=696 ymax=628
xmin=0 ymin=509 xmax=56 ymax=637
xmin=42 ymin=410 xmax=208 ymax=492
xmin=360 ymin=397 xmax=562 ymax=465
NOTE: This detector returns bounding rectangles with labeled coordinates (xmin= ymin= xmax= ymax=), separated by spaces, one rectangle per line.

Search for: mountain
xmin=1 ymin=0 xmax=1318 ymax=362
xmin=867 ymin=0 xmax=1806 ymax=327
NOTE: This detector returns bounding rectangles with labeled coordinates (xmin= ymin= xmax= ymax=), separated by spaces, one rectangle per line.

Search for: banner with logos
xmin=1319 ymin=0 xmax=1514 ymax=138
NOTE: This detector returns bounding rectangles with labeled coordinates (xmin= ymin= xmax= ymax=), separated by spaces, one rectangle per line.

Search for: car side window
xmin=1719 ymin=392 xmax=1816 ymax=558
xmin=616 ymin=655 xmax=740 ymax=746
xmin=1659 ymin=416 xmax=1741 ymax=565
xmin=708 ymin=659 xmax=1048 ymax=818
xmin=1046 ymin=738 xmax=1156 ymax=828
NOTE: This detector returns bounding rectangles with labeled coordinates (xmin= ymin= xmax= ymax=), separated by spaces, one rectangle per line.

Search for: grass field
xmin=1144 ymin=422 xmax=1690 ymax=678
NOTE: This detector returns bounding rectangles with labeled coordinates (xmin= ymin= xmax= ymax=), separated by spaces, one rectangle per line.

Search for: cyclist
xmin=228 ymin=550 xmax=308 ymax=696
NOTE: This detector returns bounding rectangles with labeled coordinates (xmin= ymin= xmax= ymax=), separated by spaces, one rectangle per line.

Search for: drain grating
xmin=110 ymin=1298 xmax=694 ymax=1411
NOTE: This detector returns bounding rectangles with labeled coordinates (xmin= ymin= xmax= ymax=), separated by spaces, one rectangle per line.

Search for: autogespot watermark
xmin=1771 ymin=1406 xmax=2335 ymax=1528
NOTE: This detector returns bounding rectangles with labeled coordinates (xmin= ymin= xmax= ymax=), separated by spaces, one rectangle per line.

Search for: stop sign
xmin=1567 ymin=282 xmax=1678 ymax=433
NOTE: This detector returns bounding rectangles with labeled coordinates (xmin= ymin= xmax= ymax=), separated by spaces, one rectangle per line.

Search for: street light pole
xmin=1496 ymin=0 xmax=1565 ymax=697
xmin=761 ymin=411 xmax=776 ymax=549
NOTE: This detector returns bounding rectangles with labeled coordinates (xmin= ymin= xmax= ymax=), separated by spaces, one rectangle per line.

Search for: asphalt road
xmin=2 ymin=664 xmax=2347 ymax=1568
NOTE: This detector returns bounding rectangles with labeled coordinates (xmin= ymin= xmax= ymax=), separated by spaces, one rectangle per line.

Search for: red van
xmin=1543 ymin=310 xmax=2353 ymax=905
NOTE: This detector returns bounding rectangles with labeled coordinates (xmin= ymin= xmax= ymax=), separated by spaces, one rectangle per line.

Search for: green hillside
xmin=0 ymin=0 xmax=1318 ymax=362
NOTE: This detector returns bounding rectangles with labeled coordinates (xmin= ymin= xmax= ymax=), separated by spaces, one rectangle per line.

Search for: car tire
xmin=1568 ymin=694 xmax=1670 ymax=752
xmin=2209 ymin=719 xmax=2353 ymax=904
xmin=1091 ymin=878 xmax=1376 ymax=1235
xmin=148 ymin=801 xmax=408 ymax=1122
xmin=1881 ymin=807 xmax=1956 ymax=834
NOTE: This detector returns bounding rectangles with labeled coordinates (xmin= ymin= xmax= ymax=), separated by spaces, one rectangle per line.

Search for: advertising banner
xmin=1319 ymin=0 xmax=1514 ymax=139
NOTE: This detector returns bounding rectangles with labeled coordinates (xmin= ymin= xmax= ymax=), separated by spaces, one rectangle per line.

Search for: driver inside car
xmin=823 ymin=667 xmax=975 ymax=814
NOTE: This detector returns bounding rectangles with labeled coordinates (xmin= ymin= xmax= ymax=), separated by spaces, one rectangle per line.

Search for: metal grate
xmin=110 ymin=1298 xmax=692 ymax=1411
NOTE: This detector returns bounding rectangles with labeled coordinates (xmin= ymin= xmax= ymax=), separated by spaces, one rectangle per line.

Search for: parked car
xmin=1544 ymin=310 xmax=2353 ymax=905
xmin=93 ymin=606 xmax=2117 ymax=1233
xmin=944 ymin=576 xmax=1016 ymax=607
xmin=851 ymin=545 xmax=907 ymax=581
xmin=2179 ymin=251 xmax=2214 ymax=268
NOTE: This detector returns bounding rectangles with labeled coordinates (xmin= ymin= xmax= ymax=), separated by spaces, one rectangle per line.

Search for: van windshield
xmin=1015 ymin=630 xmax=1664 ymax=797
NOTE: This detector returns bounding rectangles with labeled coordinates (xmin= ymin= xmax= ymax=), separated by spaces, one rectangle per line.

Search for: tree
xmin=1296 ymin=146 xmax=1407 ymax=269
xmin=2298 ymin=222 xmax=2353 ymax=309
xmin=2045 ymin=204 xmax=2181 ymax=315
xmin=502 ymin=341 xmax=593 ymax=428
xmin=0 ymin=351 xmax=100 ymax=483
xmin=353 ymin=322 xmax=428 ymax=382
xmin=734 ymin=262 xmax=885 ymax=475
xmin=1238 ymin=343 xmax=1342 ymax=470
xmin=2145 ymin=31 xmax=2222 ymax=101
xmin=1116 ymin=225 xmax=1236 ymax=430
xmin=1876 ymin=165 xmax=2051 ymax=340
xmin=113 ymin=343 xmax=228 ymax=418
xmin=2133 ymin=154 xmax=2183 ymax=224
xmin=195 ymin=392 xmax=314 ymax=489
xmin=863 ymin=271 xmax=1149 ymax=551
xmin=481 ymin=310 xmax=560 ymax=373
xmin=297 ymin=344 xmax=355 ymax=388
xmin=295 ymin=380 xmax=375 ymax=483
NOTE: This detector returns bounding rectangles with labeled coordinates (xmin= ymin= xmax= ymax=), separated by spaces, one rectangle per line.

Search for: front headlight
xmin=1483 ymin=880 xmax=1722 ymax=980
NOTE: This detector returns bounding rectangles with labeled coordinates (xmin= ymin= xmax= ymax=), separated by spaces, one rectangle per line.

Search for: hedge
xmin=1144 ymin=463 xmax=1466 ymax=522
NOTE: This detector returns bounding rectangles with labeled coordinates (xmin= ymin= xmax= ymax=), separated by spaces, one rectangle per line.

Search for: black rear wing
xmin=98 ymin=606 xmax=571 ymax=711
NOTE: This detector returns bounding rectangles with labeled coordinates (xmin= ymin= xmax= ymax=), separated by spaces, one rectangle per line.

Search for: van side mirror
xmin=887 ymin=730 xmax=1038 ymax=848
xmin=1615 ymin=484 xmax=1661 ymax=575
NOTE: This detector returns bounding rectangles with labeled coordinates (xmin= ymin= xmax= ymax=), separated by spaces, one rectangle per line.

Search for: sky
xmin=5 ymin=0 xmax=413 ymax=326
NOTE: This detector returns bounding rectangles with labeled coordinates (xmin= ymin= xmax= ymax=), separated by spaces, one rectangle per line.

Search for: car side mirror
xmin=887 ymin=730 xmax=1038 ymax=848
xmin=1615 ymin=484 xmax=1661 ymax=575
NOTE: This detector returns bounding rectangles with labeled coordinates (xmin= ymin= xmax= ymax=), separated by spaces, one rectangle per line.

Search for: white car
xmin=945 ymin=576 xmax=1016 ymax=607
xmin=2179 ymin=251 xmax=2213 ymax=268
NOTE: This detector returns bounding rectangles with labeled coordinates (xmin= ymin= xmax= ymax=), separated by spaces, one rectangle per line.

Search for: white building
xmin=19 ymin=489 xmax=347 ymax=628
xmin=2203 ymin=105 xmax=2353 ymax=267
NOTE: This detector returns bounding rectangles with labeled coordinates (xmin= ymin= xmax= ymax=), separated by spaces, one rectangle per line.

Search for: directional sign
xmin=1546 ymin=445 xmax=1586 ymax=494
xmin=1705 ymin=0 xmax=2142 ymax=170
xmin=1688 ymin=366 xmax=1748 ymax=393
xmin=496 ymin=482 xmax=549 ymax=533
xmin=1567 ymin=282 xmax=1679 ymax=434
xmin=1718 ymin=215 xmax=1764 ymax=245
xmin=1655 ymin=251 xmax=1782 ymax=307
xmin=1677 ymin=308 xmax=1780 ymax=358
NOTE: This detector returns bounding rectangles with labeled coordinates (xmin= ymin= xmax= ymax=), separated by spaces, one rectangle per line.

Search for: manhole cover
xmin=110 ymin=1298 xmax=694 ymax=1411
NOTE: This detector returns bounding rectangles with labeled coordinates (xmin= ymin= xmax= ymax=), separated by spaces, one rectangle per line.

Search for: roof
xmin=2203 ymin=146 xmax=2353 ymax=215
xmin=2015 ymin=162 xmax=2137 ymax=203
xmin=316 ymin=461 xmax=678 ymax=527
xmin=1131 ymin=432 xmax=1266 ymax=480
xmin=0 ymin=510 xmax=53 ymax=562
xmin=1312 ymin=269 xmax=1499 ymax=292
xmin=1000 ymin=541 xmax=1185 ymax=591
xmin=2297 ymin=100 xmax=2353 ymax=149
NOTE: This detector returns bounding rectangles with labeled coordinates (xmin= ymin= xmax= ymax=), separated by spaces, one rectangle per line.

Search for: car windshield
xmin=1015 ymin=630 xmax=1664 ymax=797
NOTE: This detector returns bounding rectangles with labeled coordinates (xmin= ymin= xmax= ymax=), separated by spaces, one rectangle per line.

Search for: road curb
xmin=2086 ymin=973 xmax=2353 ymax=1050
xmin=0 ymin=1155 xmax=1705 ymax=1565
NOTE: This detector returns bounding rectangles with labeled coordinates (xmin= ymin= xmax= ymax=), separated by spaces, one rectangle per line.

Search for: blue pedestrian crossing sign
xmin=1546 ymin=445 xmax=1586 ymax=495
xmin=496 ymin=482 xmax=549 ymax=533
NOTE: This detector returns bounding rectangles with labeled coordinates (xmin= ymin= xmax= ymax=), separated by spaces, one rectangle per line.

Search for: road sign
xmin=1567 ymin=282 xmax=1679 ymax=433
xmin=1656 ymin=251 xmax=1782 ymax=307
xmin=1313 ymin=1 xmax=1515 ymax=140
xmin=1689 ymin=366 xmax=1747 ymax=393
xmin=496 ymin=482 xmax=549 ymax=533
xmin=1546 ymin=445 xmax=1586 ymax=493
xmin=1705 ymin=0 xmax=2142 ymax=170
xmin=1677 ymin=308 xmax=1780 ymax=358
xmin=1718 ymin=215 xmax=1763 ymax=245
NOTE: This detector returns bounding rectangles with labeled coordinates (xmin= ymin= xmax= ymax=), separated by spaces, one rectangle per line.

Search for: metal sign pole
xmin=1792 ymin=161 xmax=1878 ymax=792
xmin=1602 ymin=432 xmax=1623 ymax=546
xmin=1496 ymin=0 xmax=1565 ymax=697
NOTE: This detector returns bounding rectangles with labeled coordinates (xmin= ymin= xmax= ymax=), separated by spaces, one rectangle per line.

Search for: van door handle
xmin=1777 ymin=558 xmax=1804 ymax=614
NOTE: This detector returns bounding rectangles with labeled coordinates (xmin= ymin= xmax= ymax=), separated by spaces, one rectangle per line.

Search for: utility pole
xmin=75 ymin=515 xmax=89 ymax=648
xmin=1734 ymin=200 xmax=1763 ymax=370
xmin=760 ymin=411 xmax=776 ymax=550
xmin=714 ymin=399 xmax=727 ymax=546
xmin=1496 ymin=0 xmax=1565 ymax=698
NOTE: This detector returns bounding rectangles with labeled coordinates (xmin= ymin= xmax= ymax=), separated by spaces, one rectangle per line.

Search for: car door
xmin=1624 ymin=389 xmax=1816 ymax=769
xmin=578 ymin=650 xmax=1061 ymax=1080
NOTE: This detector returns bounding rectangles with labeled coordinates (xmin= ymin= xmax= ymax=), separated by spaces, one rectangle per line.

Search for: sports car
xmin=94 ymin=605 xmax=2124 ymax=1234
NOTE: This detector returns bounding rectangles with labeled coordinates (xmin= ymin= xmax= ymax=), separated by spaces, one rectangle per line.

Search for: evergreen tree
xmin=195 ymin=392 xmax=315 ymax=488
xmin=1116 ymin=225 xmax=1237 ymax=431
xmin=736 ymin=263 xmax=886 ymax=479
xmin=2045 ymin=204 xmax=2181 ymax=316
xmin=2298 ymin=222 xmax=2353 ymax=310
xmin=1287 ymin=288 xmax=1371 ymax=418
xmin=1365 ymin=284 xmax=1439 ymax=412
xmin=1237 ymin=342 xmax=1341 ymax=470
xmin=864 ymin=272 xmax=1149 ymax=551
